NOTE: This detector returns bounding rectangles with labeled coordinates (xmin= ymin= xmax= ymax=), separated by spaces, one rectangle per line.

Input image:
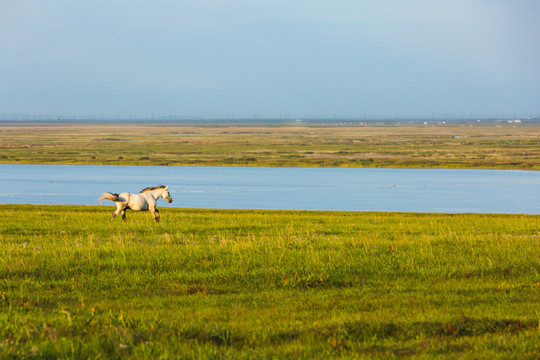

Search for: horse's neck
xmin=145 ymin=189 xmax=163 ymax=200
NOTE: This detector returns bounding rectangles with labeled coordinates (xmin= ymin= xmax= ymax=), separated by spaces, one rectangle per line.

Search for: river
xmin=0 ymin=164 xmax=538 ymax=214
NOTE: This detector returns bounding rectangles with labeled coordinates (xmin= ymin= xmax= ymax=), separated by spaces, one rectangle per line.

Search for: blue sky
xmin=1 ymin=0 xmax=539 ymax=119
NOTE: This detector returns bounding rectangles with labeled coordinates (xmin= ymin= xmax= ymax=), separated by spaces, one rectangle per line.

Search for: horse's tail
xmin=99 ymin=192 xmax=120 ymax=205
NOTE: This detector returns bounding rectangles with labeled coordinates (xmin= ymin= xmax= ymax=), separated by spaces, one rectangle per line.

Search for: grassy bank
xmin=1 ymin=205 xmax=538 ymax=358
xmin=1 ymin=122 xmax=539 ymax=169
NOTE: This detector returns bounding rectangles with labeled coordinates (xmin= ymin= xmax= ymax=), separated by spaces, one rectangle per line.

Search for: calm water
xmin=0 ymin=164 xmax=538 ymax=214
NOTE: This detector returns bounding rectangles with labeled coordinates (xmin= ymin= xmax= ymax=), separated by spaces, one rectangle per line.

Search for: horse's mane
xmin=140 ymin=185 xmax=167 ymax=193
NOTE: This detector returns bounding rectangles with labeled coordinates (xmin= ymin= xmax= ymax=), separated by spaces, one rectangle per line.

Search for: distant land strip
xmin=0 ymin=121 xmax=538 ymax=170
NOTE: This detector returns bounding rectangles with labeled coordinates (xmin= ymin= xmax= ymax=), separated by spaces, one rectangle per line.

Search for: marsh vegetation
xmin=1 ymin=122 xmax=539 ymax=169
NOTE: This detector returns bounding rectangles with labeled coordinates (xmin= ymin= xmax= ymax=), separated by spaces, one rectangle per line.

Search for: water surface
xmin=0 ymin=164 xmax=538 ymax=214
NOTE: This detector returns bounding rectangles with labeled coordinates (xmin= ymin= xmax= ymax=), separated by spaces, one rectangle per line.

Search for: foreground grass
xmin=0 ymin=205 xmax=539 ymax=359
xmin=1 ymin=122 xmax=539 ymax=169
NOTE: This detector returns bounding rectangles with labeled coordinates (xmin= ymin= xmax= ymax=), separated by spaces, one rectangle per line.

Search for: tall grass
xmin=1 ymin=205 xmax=539 ymax=358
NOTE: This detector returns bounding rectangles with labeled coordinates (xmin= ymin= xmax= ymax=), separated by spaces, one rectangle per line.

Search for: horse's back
xmin=125 ymin=192 xmax=149 ymax=211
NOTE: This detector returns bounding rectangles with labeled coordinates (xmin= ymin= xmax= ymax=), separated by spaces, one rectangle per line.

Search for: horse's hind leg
xmin=111 ymin=203 xmax=126 ymax=221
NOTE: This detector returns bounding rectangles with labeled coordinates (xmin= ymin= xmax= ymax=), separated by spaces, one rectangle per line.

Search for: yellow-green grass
xmin=1 ymin=205 xmax=538 ymax=358
xmin=1 ymin=122 xmax=539 ymax=169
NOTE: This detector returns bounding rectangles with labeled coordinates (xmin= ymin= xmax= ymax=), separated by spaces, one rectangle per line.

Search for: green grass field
xmin=1 ymin=205 xmax=538 ymax=359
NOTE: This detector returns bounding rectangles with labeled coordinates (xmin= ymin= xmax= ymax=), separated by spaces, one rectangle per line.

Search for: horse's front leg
xmin=150 ymin=207 xmax=160 ymax=223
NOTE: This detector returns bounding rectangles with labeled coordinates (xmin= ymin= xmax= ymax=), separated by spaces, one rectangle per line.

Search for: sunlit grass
xmin=1 ymin=205 xmax=539 ymax=358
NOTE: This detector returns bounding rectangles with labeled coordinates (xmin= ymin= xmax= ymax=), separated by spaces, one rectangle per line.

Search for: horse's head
xmin=161 ymin=186 xmax=173 ymax=203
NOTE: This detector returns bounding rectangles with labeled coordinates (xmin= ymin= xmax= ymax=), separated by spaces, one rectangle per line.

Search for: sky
xmin=1 ymin=0 xmax=539 ymax=119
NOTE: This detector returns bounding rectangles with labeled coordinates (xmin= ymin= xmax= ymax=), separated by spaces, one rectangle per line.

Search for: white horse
xmin=99 ymin=185 xmax=173 ymax=222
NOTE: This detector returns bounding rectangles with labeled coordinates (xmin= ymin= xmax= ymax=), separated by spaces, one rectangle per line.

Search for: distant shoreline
xmin=1 ymin=117 xmax=539 ymax=125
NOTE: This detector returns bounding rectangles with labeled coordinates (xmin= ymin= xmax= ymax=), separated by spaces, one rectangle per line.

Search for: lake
xmin=0 ymin=164 xmax=538 ymax=214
